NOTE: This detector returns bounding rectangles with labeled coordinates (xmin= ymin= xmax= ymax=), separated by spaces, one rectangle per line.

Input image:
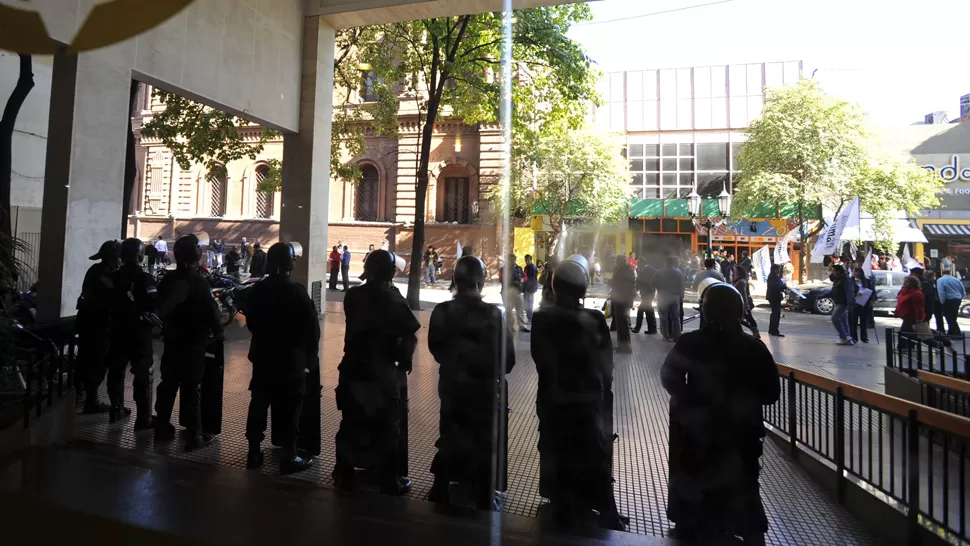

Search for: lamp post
xmin=687 ymin=182 xmax=732 ymax=259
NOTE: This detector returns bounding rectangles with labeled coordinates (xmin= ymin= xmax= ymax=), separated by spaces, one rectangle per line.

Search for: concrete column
xmin=36 ymin=44 xmax=133 ymax=320
xmin=280 ymin=16 xmax=335 ymax=290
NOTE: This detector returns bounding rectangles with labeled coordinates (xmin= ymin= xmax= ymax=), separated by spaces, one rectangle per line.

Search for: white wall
xmin=0 ymin=52 xmax=52 ymax=210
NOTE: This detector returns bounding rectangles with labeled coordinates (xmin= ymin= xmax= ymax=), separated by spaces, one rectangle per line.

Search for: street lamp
xmin=688 ymin=182 xmax=732 ymax=259
xmin=717 ymin=182 xmax=732 ymax=218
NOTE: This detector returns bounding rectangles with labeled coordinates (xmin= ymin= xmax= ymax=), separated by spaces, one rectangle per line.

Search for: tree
xmin=365 ymin=5 xmax=598 ymax=309
xmin=0 ymin=54 xmax=34 ymax=254
xmin=732 ymin=79 xmax=942 ymax=279
xmin=504 ymin=125 xmax=630 ymax=253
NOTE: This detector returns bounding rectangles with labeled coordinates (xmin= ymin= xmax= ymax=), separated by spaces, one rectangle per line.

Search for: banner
xmin=773 ymin=232 xmax=792 ymax=265
xmin=751 ymin=245 xmax=772 ymax=282
xmin=812 ymin=197 xmax=860 ymax=258
xmin=457 ymin=240 xmax=463 ymax=258
xmin=862 ymin=247 xmax=873 ymax=277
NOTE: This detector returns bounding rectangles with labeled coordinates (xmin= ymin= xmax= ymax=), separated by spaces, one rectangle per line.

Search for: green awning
xmin=629 ymin=199 xmax=664 ymax=217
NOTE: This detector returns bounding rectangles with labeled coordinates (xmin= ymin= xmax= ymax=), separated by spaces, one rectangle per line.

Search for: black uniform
xmin=245 ymin=275 xmax=320 ymax=455
xmin=662 ymin=327 xmax=779 ymax=542
xmin=76 ymin=262 xmax=116 ymax=405
xmin=428 ymin=293 xmax=515 ymax=501
xmin=333 ymin=282 xmax=419 ymax=487
xmin=105 ymin=263 xmax=157 ymax=421
xmin=249 ymin=249 xmax=267 ymax=278
xmin=154 ymin=268 xmax=223 ymax=439
xmin=609 ymin=262 xmax=636 ymax=349
xmin=531 ymin=303 xmax=619 ymax=520
xmin=634 ymin=264 xmax=657 ymax=334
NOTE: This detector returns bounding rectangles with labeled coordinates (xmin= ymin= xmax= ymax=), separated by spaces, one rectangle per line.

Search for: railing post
xmin=834 ymin=386 xmax=846 ymax=504
xmin=916 ymin=341 xmax=923 ymax=373
xmin=886 ymin=328 xmax=895 ymax=369
xmin=788 ymin=371 xmax=798 ymax=459
xmin=927 ymin=341 xmax=934 ymax=373
xmin=907 ymin=408 xmax=921 ymax=546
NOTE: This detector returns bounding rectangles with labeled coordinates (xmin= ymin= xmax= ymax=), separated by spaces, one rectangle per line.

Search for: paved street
xmin=73 ymin=294 xmax=895 ymax=545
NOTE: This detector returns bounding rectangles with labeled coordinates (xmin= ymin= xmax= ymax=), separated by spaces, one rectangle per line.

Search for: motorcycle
xmin=209 ymin=272 xmax=254 ymax=327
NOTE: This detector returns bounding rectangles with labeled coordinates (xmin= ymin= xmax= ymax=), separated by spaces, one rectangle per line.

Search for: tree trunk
xmin=121 ymin=81 xmax=140 ymax=238
xmin=797 ymin=200 xmax=806 ymax=283
xmin=405 ymin=94 xmax=441 ymax=310
xmin=0 ymin=54 xmax=34 ymax=245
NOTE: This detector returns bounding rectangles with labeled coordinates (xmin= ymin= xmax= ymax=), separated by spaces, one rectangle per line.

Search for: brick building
xmin=128 ymin=85 xmax=508 ymax=277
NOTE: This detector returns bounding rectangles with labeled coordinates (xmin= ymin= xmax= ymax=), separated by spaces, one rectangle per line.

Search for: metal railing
xmin=0 ymin=318 xmax=77 ymax=430
xmin=764 ymin=363 xmax=970 ymax=545
xmin=919 ymin=370 xmax=970 ymax=420
xmin=887 ymin=327 xmax=970 ymax=379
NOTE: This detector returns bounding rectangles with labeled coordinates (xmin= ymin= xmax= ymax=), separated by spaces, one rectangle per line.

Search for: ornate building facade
xmin=128 ymin=85 xmax=507 ymax=276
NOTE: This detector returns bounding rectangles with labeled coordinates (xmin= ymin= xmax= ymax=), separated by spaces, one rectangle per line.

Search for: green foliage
xmin=503 ymin=126 xmax=631 ymax=234
xmin=255 ymin=158 xmax=283 ymax=194
xmin=733 ymin=79 xmax=943 ymax=262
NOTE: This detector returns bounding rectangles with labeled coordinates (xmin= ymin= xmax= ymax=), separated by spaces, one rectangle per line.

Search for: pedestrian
xmin=154 ymin=234 xmax=224 ymax=451
xmin=523 ymin=254 xmax=539 ymax=323
xmin=499 ymin=254 xmax=528 ymax=332
xmin=225 ymin=246 xmax=241 ymax=281
xmin=244 ymin=242 xmax=318 ymax=475
xmin=662 ymin=282 xmax=779 ymax=545
xmin=765 ymin=264 xmax=786 ymax=337
xmin=241 ymin=237 xmax=252 ymax=273
xmin=926 ymin=271 xmax=946 ymax=333
xmin=332 ymin=249 xmax=418 ymax=496
xmin=154 ymin=235 xmax=169 ymax=266
xmin=215 ymin=239 xmax=225 ymax=270
xmin=609 ymin=255 xmax=636 ymax=354
xmin=105 ymin=238 xmax=158 ymax=429
xmin=849 ymin=267 xmax=874 ymax=344
xmin=936 ymin=269 xmax=966 ymax=335
xmin=328 ymin=245 xmax=340 ymax=290
xmin=627 ymin=251 xmax=637 ymax=270
xmin=653 ymin=256 xmax=686 ymax=342
xmin=829 ymin=264 xmax=855 ymax=345
xmin=720 ymin=254 xmax=736 ymax=283
xmin=341 ymin=245 xmax=351 ymax=290
xmin=363 ymin=244 xmax=375 ymax=265
xmin=423 ymin=245 xmax=438 ymax=286
xmin=539 ymin=259 xmax=556 ymax=308
xmin=530 ymin=254 xmax=627 ymax=530
xmin=896 ymin=276 xmax=925 ymax=347
xmin=693 ymin=258 xmax=725 ymax=291
xmin=76 ymin=240 xmax=121 ymax=414
xmin=732 ymin=264 xmax=759 ymax=338
xmin=249 ymin=241 xmax=266 ymax=278
xmin=427 ymin=256 xmax=515 ymax=510
xmin=145 ymin=240 xmax=159 ymax=275
xmin=632 ymin=258 xmax=657 ymax=335
xmin=207 ymin=238 xmax=217 ymax=269
xmin=910 ymin=266 xmax=936 ymax=337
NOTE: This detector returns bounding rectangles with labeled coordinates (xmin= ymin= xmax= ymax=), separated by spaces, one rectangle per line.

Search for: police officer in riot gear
xmin=77 ymin=240 xmax=121 ymax=414
xmin=531 ymin=254 xmax=627 ymax=530
xmin=662 ymin=282 xmax=779 ymax=544
xmin=333 ymin=249 xmax=419 ymax=495
xmin=105 ymin=238 xmax=158 ymax=428
xmin=244 ymin=242 xmax=317 ymax=475
xmin=154 ymin=234 xmax=223 ymax=451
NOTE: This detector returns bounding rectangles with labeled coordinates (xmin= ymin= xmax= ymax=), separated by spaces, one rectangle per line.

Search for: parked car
xmin=786 ymin=271 xmax=908 ymax=315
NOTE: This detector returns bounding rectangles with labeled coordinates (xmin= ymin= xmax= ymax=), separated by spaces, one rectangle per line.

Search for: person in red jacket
xmin=328 ymin=246 xmax=341 ymax=290
xmin=895 ymin=276 xmax=925 ymax=346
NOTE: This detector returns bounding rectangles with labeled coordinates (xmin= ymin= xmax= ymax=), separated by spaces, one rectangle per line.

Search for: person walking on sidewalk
xmin=609 ymin=255 xmax=636 ymax=354
xmin=896 ymin=276 xmax=925 ymax=348
xmin=830 ymin=265 xmax=855 ymax=345
xmin=653 ymin=256 xmax=685 ymax=342
xmin=765 ymin=264 xmax=786 ymax=337
xmin=632 ymin=258 xmax=657 ymax=335
xmin=341 ymin=245 xmax=351 ymax=290
xmin=523 ymin=255 xmax=539 ymax=323
xmin=849 ymin=267 xmax=874 ymax=344
xmin=926 ymin=271 xmax=946 ymax=334
xmin=732 ymin=265 xmax=759 ymax=338
xmin=936 ymin=269 xmax=966 ymax=336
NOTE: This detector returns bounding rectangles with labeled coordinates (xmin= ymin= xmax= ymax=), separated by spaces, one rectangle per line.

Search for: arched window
xmin=254 ymin=165 xmax=275 ymax=219
xmin=355 ymin=164 xmax=380 ymax=221
xmin=442 ymin=176 xmax=470 ymax=223
xmin=208 ymin=170 xmax=227 ymax=217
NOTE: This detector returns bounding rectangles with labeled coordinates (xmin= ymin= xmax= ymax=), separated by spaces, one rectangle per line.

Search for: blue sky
xmin=567 ymin=0 xmax=970 ymax=126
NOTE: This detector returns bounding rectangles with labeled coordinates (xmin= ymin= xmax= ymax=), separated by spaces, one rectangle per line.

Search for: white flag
xmin=774 ymin=238 xmax=790 ymax=265
xmin=457 ymin=240 xmax=463 ymax=258
xmin=862 ymin=247 xmax=873 ymax=277
xmin=759 ymin=244 xmax=772 ymax=281
xmin=812 ymin=197 xmax=860 ymax=258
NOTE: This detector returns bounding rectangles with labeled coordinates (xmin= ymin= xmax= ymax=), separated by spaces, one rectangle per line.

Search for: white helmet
xmin=697 ymin=276 xmax=723 ymax=300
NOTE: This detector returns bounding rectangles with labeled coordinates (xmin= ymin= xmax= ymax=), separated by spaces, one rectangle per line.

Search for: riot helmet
xmin=453 ymin=255 xmax=486 ymax=294
xmin=266 ymin=242 xmax=300 ymax=276
xmin=89 ymin=240 xmax=120 ymax=263
xmin=120 ymin=238 xmax=144 ymax=265
xmin=173 ymin=234 xmax=203 ymax=268
xmin=361 ymin=249 xmax=405 ymax=283
xmin=701 ymin=282 xmax=744 ymax=331
xmin=552 ymin=254 xmax=590 ymax=303
xmin=696 ymin=276 xmax=723 ymax=301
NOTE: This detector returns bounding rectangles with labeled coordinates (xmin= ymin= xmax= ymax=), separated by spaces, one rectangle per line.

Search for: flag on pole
xmin=457 ymin=240 xmax=463 ymax=258
xmin=862 ymin=247 xmax=873 ymax=277
xmin=751 ymin=245 xmax=772 ymax=281
xmin=812 ymin=197 xmax=860 ymax=258
xmin=902 ymin=244 xmax=920 ymax=271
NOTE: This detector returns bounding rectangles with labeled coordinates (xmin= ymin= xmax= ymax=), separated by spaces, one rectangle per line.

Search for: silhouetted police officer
xmin=77 ymin=240 xmax=121 ymax=414
xmin=154 ymin=234 xmax=223 ymax=450
xmin=333 ymin=249 xmax=418 ymax=495
xmin=244 ymin=242 xmax=317 ymax=475
xmin=428 ymin=255 xmax=515 ymax=510
xmin=105 ymin=238 xmax=158 ymax=428
xmin=531 ymin=254 xmax=627 ymax=530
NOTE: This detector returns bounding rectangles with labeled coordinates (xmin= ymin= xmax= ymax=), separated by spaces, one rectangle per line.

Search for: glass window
xmin=355 ymin=165 xmax=380 ymax=221
xmin=747 ymin=64 xmax=763 ymax=95
xmin=644 ymin=159 xmax=659 ymax=171
xmin=631 ymin=159 xmax=644 ymax=171
xmin=694 ymin=67 xmax=711 ymax=98
xmin=679 ymin=220 xmax=694 ymax=232
xmin=660 ymin=69 xmax=677 ymax=97
xmin=632 ymin=173 xmax=644 ymax=185
xmin=645 ymin=219 xmax=661 ymax=231
xmin=643 ymin=70 xmax=659 ymax=99
xmin=644 ymin=173 xmax=659 ymax=185
xmin=662 ymin=219 xmax=679 ymax=232
xmin=628 ymin=143 xmax=644 ymax=157
xmin=660 ymin=99 xmax=677 ymax=129
xmin=627 ymin=101 xmax=643 ymax=131
xmin=711 ymin=65 xmax=728 ymax=97
xmin=663 ymin=187 xmax=678 ymax=199
xmin=730 ymin=96 xmax=747 ymax=128
xmin=679 ymin=143 xmax=694 ymax=156
xmin=644 ymin=100 xmax=659 ymax=130
xmin=695 ymin=98 xmax=711 ymax=130
xmin=661 ymin=144 xmax=678 ymax=157
xmin=891 ymin=272 xmax=908 ymax=286
xmin=677 ymin=68 xmax=693 ymax=98
xmin=597 ymin=75 xmax=611 ymax=100
xmin=874 ymin=273 xmax=888 ymax=286
xmin=765 ymin=62 xmax=784 ymax=88
xmin=610 ymin=72 xmax=625 ymax=102
xmin=642 ymin=187 xmax=660 ymax=199
xmin=731 ymin=143 xmax=744 ymax=170
xmin=662 ymin=158 xmax=678 ymax=171
xmin=784 ymin=61 xmax=801 ymax=83
xmin=678 ymin=99 xmax=693 ymax=129
xmin=697 ymin=143 xmax=729 ymax=171
xmin=712 ymin=97 xmax=728 ymax=128
xmin=594 ymin=104 xmax=611 ymax=130
xmin=679 ymin=158 xmax=694 ymax=171
xmin=747 ymin=95 xmax=764 ymax=123
xmin=729 ymin=65 xmax=747 ymax=95
xmin=442 ymin=177 xmax=470 ymax=223
xmin=696 ymin=172 xmax=730 ymax=197
xmin=627 ymin=71 xmax=643 ymax=102
xmin=679 ymin=173 xmax=694 ymax=186
xmin=662 ymin=173 xmax=677 ymax=186
xmin=611 ymin=106 xmax=625 ymax=131
xmin=644 ymin=144 xmax=660 ymax=157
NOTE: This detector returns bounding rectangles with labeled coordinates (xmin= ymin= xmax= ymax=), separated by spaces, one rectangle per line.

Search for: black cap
xmin=89 ymin=240 xmax=119 ymax=261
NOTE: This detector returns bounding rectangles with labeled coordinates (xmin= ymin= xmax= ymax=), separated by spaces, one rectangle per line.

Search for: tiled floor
xmin=75 ymin=302 xmax=880 ymax=545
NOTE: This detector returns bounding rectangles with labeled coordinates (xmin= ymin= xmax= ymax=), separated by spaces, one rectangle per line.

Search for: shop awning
xmin=924 ymin=224 xmax=970 ymax=237
xmin=839 ymin=219 xmax=928 ymax=243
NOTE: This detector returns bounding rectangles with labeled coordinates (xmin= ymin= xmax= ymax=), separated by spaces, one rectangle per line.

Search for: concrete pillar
xmin=279 ymin=17 xmax=335 ymax=291
xmin=36 ymin=45 xmax=133 ymax=320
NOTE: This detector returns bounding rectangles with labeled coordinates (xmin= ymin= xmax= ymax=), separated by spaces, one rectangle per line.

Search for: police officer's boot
xmin=332 ymin=464 xmax=356 ymax=492
xmin=246 ymin=445 xmax=264 ymax=469
xmin=184 ymin=432 xmax=214 ymax=452
xmin=279 ymin=449 xmax=312 ymax=476
xmin=132 ymin=399 xmax=153 ymax=432
xmin=427 ymin=478 xmax=450 ymax=505
xmin=379 ymin=470 xmax=412 ymax=496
